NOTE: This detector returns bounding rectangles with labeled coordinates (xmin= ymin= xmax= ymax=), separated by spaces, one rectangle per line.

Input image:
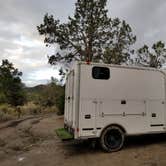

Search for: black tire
xmin=100 ymin=126 xmax=125 ymax=152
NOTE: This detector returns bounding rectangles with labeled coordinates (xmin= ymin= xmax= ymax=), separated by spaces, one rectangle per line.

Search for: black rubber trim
xmin=82 ymin=128 xmax=94 ymax=131
xmin=150 ymin=124 xmax=164 ymax=127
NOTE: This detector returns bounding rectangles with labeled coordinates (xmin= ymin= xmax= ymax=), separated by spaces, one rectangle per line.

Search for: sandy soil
xmin=1 ymin=114 xmax=166 ymax=166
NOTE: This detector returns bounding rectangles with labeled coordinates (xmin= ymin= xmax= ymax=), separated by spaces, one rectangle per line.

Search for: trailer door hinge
xmin=142 ymin=112 xmax=146 ymax=116
xmin=93 ymin=100 xmax=98 ymax=104
xmin=101 ymin=112 xmax=104 ymax=117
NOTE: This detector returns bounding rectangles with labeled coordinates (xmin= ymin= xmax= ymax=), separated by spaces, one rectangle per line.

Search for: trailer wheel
xmin=100 ymin=126 xmax=125 ymax=152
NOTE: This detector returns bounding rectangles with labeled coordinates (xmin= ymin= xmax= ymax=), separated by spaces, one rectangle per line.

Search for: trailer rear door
xmin=79 ymin=64 xmax=97 ymax=137
xmin=64 ymin=71 xmax=74 ymax=127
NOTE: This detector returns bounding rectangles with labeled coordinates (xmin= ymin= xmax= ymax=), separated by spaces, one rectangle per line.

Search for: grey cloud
xmin=109 ymin=0 xmax=166 ymax=46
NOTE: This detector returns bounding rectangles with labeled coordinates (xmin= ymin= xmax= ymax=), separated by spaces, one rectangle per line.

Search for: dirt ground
xmin=1 ymin=114 xmax=166 ymax=166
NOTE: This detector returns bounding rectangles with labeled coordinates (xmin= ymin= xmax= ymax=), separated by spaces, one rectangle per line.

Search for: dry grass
xmin=0 ymin=102 xmax=59 ymax=122
xmin=0 ymin=104 xmax=15 ymax=122
xmin=19 ymin=102 xmax=42 ymax=115
xmin=20 ymin=102 xmax=58 ymax=115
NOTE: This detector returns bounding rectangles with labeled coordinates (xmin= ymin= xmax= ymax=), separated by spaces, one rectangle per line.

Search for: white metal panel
xmin=78 ymin=63 xmax=166 ymax=136
xmin=79 ymin=65 xmax=165 ymax=100
xmin=147 ymin=100 xmax=165 ymax=132
xmin=79 ymin=99 xmax=96 ymax=137
xmin=94 ymin=100 xmax=148 ymax=135
xmin=100 ymin=100 xmax=146 ymax=115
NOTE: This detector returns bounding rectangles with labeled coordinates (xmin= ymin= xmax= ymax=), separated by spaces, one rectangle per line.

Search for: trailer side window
xmin=92 ymin=66 xmax=110 ymax=80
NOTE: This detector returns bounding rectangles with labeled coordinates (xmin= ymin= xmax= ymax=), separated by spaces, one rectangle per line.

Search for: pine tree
xmin=136 ymin=41 xmax=166 ymax=68
xmin=37 ymin=0 xmax=136 ymax=67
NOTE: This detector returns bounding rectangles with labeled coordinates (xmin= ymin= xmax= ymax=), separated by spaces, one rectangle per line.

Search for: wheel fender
xmin=100 ymin=124 xmax=126 ymax=137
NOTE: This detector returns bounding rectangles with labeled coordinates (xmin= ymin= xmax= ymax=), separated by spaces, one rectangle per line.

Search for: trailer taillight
xmin=86 ymin=60 xmax=90 ymax=65
xmin=76 ymin=128 xmax=79 ymax=132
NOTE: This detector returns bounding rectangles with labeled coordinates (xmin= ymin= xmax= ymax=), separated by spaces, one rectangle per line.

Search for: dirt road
xmin=1 ymin=114 xmax=166 ymax=166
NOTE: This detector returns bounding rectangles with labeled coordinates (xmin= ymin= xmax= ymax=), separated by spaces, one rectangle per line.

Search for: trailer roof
xmin=77 ymin=61 xmax=166 ymax=76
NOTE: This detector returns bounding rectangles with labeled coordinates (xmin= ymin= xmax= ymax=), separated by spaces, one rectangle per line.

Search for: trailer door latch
xmin=121 ymin=100 xmax=126 ymax=105
xmin=68 ymin=96 xmax=71 ymax=100
xmin=85 ymin=115 xmax=91 ymax=119
xmin=152 ymin=113 xmax=156 ymax=117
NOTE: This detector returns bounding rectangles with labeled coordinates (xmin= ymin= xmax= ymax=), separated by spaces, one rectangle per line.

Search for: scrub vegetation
xmin=0 ymin=59 xmax=65 ymax=122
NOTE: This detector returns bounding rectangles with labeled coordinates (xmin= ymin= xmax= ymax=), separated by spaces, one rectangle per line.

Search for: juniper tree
xmin=0 ymin=59 xmax=26 ymax=106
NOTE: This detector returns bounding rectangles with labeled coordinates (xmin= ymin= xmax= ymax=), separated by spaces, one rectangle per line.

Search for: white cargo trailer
xmin=64 ymin=61 xmax=166 ymax=152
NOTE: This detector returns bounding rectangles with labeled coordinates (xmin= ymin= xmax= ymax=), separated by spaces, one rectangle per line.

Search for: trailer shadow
xmin=62 ymin=139 xmax=99 ymax=156
xmin=124 ymin=133 xmax=166 ymax=149
xmin=62 ymin=133 xmax=166 ymax=155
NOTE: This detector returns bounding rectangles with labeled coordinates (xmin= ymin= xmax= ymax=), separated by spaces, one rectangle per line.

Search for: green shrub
xmin=56 ymin=94 xmax=65 ymax=115
xmin=43 ymin=106 xmax=58 ymax=113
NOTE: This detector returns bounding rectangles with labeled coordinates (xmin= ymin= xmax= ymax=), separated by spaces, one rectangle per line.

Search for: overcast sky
xmin=0 ymin=0 xmax=166 ymax=87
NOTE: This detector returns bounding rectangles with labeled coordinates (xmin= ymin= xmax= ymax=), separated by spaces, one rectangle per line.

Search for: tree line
xmin=0 ymin=60 xmax=64 ymax=115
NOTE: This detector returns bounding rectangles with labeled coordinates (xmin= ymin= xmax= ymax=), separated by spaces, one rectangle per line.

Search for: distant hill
xmin=25 ymin=84 xmax=47 ymax=93
xmin=24 ymin=85 xmax=43 ymax=102
xmin=24 ymin=83 xmax=65 ymax=114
